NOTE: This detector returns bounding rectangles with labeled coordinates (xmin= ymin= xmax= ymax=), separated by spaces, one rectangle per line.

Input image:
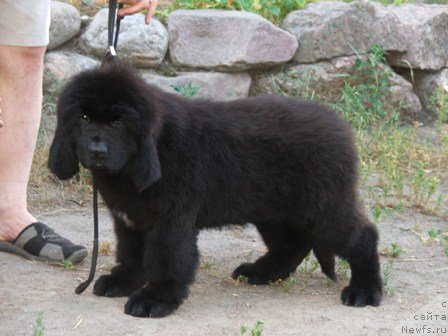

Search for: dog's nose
xmin=88 ymin=141 xmax=108 ymax=159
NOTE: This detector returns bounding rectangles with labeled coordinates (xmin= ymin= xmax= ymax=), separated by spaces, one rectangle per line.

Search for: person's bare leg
xmin=0 ymin=45 xmax=45 ymax=241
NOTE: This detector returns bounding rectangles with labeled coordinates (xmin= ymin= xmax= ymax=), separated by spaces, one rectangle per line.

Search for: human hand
xmin=117 ymin=0 xmax=159 ymax=24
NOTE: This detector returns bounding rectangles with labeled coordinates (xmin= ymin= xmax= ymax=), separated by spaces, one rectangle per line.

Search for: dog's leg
xmin=313 ymin=248 xmax=337 ymax=281
xmin=93 ymin=218 xmax=144 ymax=297
xmin=335 ymin=212 xmax=383 ymax=307
xmin=124 ymin=213 xmax=199 ymax=318
xmin=232 ymin=221 xmax=312 ymax=285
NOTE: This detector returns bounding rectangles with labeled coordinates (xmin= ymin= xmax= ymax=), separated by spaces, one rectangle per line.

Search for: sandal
xmin=0 ymin=222 xmax=88 ymax=264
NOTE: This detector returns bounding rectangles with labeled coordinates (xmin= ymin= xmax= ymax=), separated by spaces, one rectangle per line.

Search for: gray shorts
xmin=0 ymin=0 xmax=51 ymax=47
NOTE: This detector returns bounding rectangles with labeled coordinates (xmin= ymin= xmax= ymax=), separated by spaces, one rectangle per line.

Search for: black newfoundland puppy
xmin=49 ymin=63 xmax=382 ymax=318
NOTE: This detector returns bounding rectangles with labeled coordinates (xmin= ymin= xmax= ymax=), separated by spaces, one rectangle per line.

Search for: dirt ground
xmin=1 ymin=202 xmax=447 ymax=336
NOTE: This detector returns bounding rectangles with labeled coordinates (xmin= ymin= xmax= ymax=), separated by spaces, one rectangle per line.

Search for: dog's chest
xmin=112 ymin=210 xmax=135 ymax=229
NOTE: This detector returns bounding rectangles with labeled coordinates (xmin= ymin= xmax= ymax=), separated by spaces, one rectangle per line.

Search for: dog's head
xmin=48 ymin=63 xmax=161 ymax=192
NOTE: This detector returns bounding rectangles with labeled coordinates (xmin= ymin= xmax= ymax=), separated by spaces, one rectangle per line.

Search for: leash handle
xmin=75 ymin=183 xmax=99 ymax=294
xmin=104 ymin=0 xmax=124 ymax=63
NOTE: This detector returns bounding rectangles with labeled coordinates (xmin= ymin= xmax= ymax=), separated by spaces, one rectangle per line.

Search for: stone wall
xmin=45 ymin=0 xmax=448 ymax=122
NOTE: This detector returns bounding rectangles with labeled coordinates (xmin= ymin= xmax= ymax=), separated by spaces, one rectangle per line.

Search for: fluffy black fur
xmin=49 ymin=63 xmax=382 ymax=318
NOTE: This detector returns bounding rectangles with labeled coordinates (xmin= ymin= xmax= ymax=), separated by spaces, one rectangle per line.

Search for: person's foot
xmin=0 ymin=222 xmax=88 ymax=264
xmin=0 ymin=206 xmax=37 ymax=241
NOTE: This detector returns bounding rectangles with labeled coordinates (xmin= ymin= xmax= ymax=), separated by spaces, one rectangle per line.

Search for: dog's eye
xmin=80 ymin=114 xmax=90 ymax=122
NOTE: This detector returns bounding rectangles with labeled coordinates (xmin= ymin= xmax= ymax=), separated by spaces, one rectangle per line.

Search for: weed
xmin=430 ymin=87 xmax=448 ymax=124
xmin=200 ymin=259 xmax=215 ymax=269
xmin=443 ymin=236 xmax=448 ymax=257
xmin=374 ymin=0 xmax=406 ymax=5
xmin=271 ymin=274 xmax=297 ymax=290
xmin=280 ymin=274 xmax=297 ymax=290
xmin=42 ymin=93 xmax=57 ymax=114
xmin=357 ymin=124 xmax=448 ymax=217
xmin=236 ymin=274 xmax=249 ymax=283
xmin=160 ymin=0 xmax=314 ymax=24
xmin=411 ymin=227 xmax=448 ymax=257
xmin=62 ymin=259 xmax=74 ymax=270
xmin=32 ymin=311 xmax=45 ymax=336
xmin=334 ymin=45 xmax=399 ymax=131
xmin=381 ymin=243 xmax=405 ymax=258
xmin=382 ymin=260 xmax=394 ymax=297
xmin=271 ymin=69 xmax=318 ymax=100
xmin=428 ymin=228 xmax=443 ymax=240
xmin=335 ymin=258 xmax=351 ymax=281
xmin=171 ymin=82 xmax=200 ymax=97
xmin=372 ymin=205 xmax=394 ymax=224
xmin=99 ymin=241 xmax=112 ymax=256
xmin=240 ymin=320 xmax=265 ymax=336
xmin=297 ymin=253 xmax=320 ymax=275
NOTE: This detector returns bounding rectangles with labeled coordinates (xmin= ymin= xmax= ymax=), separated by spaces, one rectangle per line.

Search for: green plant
xmin=372 ymin=205 xmax=394 ymax=224
xmin=382 ymin=260 xmax=394 ymax=297
xmin=425 ymin=229 xmax=448 ymax=256
xmin=428 ymin=228 xmax=443 ymax=240
xmin=335 ymin=258 xmax=351 ymax=280
xmin=271 ymin=70 xmax=318 ymax=100
xmin=171 ymin=82 xmax=200 ymax=97
xmin=335 ymin=45 xmax=398 ymax=131
xmin=297 ymin=253 xmax=319 ymax=275
xmin=430 ymin=87 xmax=448 ymax=124
xmin=236 ymin=274 xmax=249 ymax=283
xmin=240 ymin=320 xmax=265 ymax=336
xmin=32 ymin=311 xmax=45 ymax=336
xmin=42 ymin=93 xmax=57 ymax=114
xmin=200 ymin=259 xmax=215 ymax=269
xmin=443 ymin=236 xmax=448 ymax=257
xmin=99 ymin=241 xmax=112 ymax=256
xmin=275 ymin=274 xmax=297 ymax=290
xmin=160 ymin=0 xmax=314 ymax=24
xmin=62 ymin=259 xmax=74 ymax=270
xmin=357 ymin=123 xmax=448 ymax=218
xmin=373 ymin=0 xmax=406 ymax=5
xmin=381 ymin=243 xmax=405 ymax=258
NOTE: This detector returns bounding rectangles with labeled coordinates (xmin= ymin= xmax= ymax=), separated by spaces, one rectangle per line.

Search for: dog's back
xmin=156 ymin=94 xmax=360 ymax=227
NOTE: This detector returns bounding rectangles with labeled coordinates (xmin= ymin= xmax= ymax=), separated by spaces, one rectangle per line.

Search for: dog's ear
xmin=48 ymin=125 xmax=79 ymax=180
xmin=131 ymin=135 xmax=161 ymax=192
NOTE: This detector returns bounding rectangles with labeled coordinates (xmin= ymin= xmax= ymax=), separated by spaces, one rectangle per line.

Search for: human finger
xmin=117 ymin=0 xmax=149 ymax=17
xmin=145 ymin=0 xmax=158 ymax=24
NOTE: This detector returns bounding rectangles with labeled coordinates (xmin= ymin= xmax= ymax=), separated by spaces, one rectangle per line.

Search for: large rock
xmin=140 ymin=71 xmax=251 ymax=101
xmin=79 ymin=9 xmax=168 ymax=67
xmin=48 ymin=1 xmax=81 ymax=50
xmin=251 ymin=55 xmax=423 ymax=122
xmin=412 ymin=69 xmax=448 ymax=119
xmin=387 ymin=5 xmax=448 ymax=70
xmin=168 ymin=10 xmax=298 ymax=71
xmin=282 ymin=0 xmax=406 ymax=63
xmin=44 ymin=51 xmax=100 ymax=94
xmin=388 ymin=71 xmax=424 ymax=122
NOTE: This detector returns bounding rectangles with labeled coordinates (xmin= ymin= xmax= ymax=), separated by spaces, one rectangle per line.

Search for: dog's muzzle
xmin=88 ymin=141 xmax=108 ymax=168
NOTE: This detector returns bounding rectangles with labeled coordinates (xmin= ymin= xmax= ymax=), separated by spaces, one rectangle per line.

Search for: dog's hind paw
xmin=341 ymin=285 xmax=382 ymax=307
xmin=124 ymin=290 xmax=178 ymax=318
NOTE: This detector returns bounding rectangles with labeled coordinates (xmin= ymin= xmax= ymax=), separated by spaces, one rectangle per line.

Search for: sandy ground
xmin=1 ymin=204 xmax=447 ymax=336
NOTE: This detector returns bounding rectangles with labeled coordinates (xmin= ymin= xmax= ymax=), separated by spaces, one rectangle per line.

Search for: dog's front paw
xmin=341 ymin=285 xmax=382 ymax=307
xmin=93 ymin=274 xmax=134 ymax=297
xmin=124 ymin=290 xmax=179 ymax=318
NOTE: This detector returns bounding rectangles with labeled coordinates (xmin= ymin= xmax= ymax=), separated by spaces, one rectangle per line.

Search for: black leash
xmin=75 ymin=182 xmax=99 ymax=294
xmin=75 ymin=0 xmax=123 ymax=295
